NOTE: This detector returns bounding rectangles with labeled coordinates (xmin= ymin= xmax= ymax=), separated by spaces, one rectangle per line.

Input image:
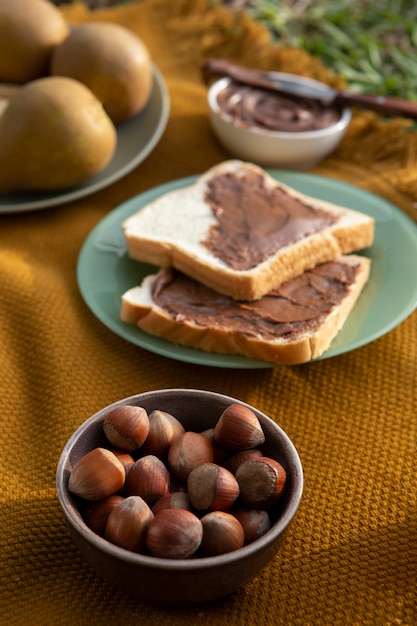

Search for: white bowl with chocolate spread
xmin=208 ymin=74 xmax=351 ymax=169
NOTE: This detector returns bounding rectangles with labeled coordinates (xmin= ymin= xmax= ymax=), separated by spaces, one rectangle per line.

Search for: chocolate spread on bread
xmin=216 ymin=80 xmax=341 ymax=132
xmin=151 ymin=261 xmax=361 ymax=340
xmin=203 ymin=170 xmax=338 ymax=270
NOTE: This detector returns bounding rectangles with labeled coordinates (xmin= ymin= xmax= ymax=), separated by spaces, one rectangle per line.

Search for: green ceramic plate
xmin=0 ymin=66 xmax=169 ymax=213
xmin=77 ymin=171 xmax=417 ymax=368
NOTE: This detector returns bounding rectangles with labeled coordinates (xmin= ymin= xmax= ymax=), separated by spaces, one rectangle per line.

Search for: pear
xmin=0 ymin=0 xmax=69 ymax=83
xmin=0 ymin=76 xmax=117 ymax=193
xmin=50 ymin=21 xmax=153 ymax=124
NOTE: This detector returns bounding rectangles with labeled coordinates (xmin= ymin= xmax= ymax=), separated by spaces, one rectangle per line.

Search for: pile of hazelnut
xmin=68 ymin=403 xmax=287 ymax=559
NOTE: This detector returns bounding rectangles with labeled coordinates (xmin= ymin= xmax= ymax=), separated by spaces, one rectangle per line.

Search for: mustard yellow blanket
xmin=0 ymin=2 xmax=416 ymax=624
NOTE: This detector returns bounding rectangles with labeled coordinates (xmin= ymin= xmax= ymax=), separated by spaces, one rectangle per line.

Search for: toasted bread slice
xmin=120 ymin=255 xmax=371 ymax=365
xmin=122 ymin=160 xmax=374 ymax=301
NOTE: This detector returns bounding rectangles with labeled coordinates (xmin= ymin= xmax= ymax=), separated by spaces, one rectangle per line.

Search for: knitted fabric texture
xmin=0 ymin=1 xmax=416 ymax=625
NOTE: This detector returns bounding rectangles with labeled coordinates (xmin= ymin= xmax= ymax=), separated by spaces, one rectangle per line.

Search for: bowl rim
xmin=208 ymin=75 xmax=352 ymax=139
xmin=57 ymin=388 xmax=304 ymax=571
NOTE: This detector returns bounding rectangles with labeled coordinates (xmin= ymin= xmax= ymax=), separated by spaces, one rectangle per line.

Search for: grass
xmin=57 ymin=0 xmax=417 ymax=100
xmin=226 ymin=0 xmax=417 ymax=100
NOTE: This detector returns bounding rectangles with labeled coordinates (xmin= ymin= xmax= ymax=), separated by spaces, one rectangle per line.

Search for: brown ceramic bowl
xmin=56 ymin=389 xmax=303 ymax=606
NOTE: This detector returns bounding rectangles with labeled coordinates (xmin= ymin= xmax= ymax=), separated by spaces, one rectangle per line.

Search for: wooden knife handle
xmin=334 ymin=91 xmax=417 ymax=120
xmin=202 ymin=57 xmax=279 ymax=93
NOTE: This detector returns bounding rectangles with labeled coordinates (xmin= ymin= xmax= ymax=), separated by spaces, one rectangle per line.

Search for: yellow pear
xmin=0 ymin=76 xmax=117 ymax=193
xmin=0 ymin=0 xmax=69 ymax=83
xmin=50 ymin=21 xmax=153 ymax=124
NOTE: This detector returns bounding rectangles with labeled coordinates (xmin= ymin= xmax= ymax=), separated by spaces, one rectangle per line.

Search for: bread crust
xmin=120 ymin=255 xmax=371 ymax=365
xmin=122 ymin=160 xmax=375 ymax=301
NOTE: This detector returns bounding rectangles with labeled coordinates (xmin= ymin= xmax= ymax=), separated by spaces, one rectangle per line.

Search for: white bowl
xmin=208 ymin=74 xmax=351 ymax=169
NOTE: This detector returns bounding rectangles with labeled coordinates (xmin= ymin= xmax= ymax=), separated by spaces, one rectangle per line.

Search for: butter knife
xmin=203 ymin=57 xmax=417 ymax=121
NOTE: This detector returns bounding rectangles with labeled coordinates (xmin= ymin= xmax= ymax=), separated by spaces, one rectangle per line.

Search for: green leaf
xmin=242 ymin=0 xmax=417 ymax=98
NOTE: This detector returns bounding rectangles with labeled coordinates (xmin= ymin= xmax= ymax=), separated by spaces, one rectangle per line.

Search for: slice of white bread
xmin=122 ymin=160 xmax=374 ymax=301
xmin=120 ymin=255 xmax=371 ymax=365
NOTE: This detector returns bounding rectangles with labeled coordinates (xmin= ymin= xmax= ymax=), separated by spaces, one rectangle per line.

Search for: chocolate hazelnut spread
xmin=217 ymin=80 xmax=341 ymax=132
xmin=152 ymin=261 xmax=360 ymax=341
xmin=203 ymin=170 xmax=337 ymax=271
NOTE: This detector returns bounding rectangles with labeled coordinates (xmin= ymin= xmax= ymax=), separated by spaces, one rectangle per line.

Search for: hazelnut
xmin=168 ymin=431 xmax=214 ymax=481
xmin=103 ymin=405 xmax=149 ymax=452
xmin=110 ymin=449 xmax=135 ymax=475
xmin=152 ymin=492 xmax=193 ymax=515
xmin=187 ymin=463 xmax=239 ymax=512
xmin=125 ymin=454 xmax=170 ymax=505
xmin=68 ymin=447 xmax=125 ymax=500
xmin=146 ymin=509 xmax=203 ymax=559
xmin=233 ymin=507 xmax=271 ymax=544
xmin=68 ymin=401 xmax=288 ymax=561
xmin=200 ymin=511 xmax=244 ymax=557
xmin=213 ymin=403 xmax=265 ymax=452
xmin=82 ymin=495 xmax=124 ymax=536
xmin=141 ymin=410 xmax=185 ymax=457
xmin=105 ymin=495 xmax=154 ymax=553
xmin=235 ymin=456 xmax=286 ymax=509
xmin=200 ymin=428 xmax=229 ymax=464
xmin=223 ymin=448 xmax=264 ymax=474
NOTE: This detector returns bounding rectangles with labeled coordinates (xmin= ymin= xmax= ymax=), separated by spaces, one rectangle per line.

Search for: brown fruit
xmin=187 ymin=463 xmax=239 ymax=512
xmin=146 ymin=509 xmax=203 ymax=559
xmin=125 ymin=455 xmax=170 ymax=505
xmin=50 ymin=21 xmax=153 ymax=123
xmin=141 ymin=410 xmax=185 ymax=457
xmin=235 ymin=456 xmax=287 ymax=509
xmin=83 ymin=495 xmax=124 ymax=536
xmin=233 ymin=507 xmax=271 ymax=544
xmin=200 ymin=428 xmax=230 ymax=464
xmin=103 ymin=405 xmax=150 ymax=452
xmin=68 ymin=448 xmax=125 ymax=500
xmin=0 ymin=77 xmax=117 ymax=193
xmin=152 ymin=492 xmax=193 ymax=515
xmin=109 ymin=450 xmax=135 ymax=477
xmin=168 ymin=431 xmax=215 ymax=481
xmin=214 ymin=403 xmax=265 ymax=452
xmin=0 ymin=0 xmax=69 ymax=83
xmin=105 ymin=496 xmax=154 ymax=553
xmin=223 ymin=448 xmax=264 ymax=474
xmin=200 ymin=511 xmax=244 ymax=557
